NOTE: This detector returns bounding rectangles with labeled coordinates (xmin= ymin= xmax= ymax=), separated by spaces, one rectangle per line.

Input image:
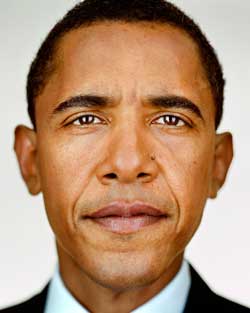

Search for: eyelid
xmin=151 ymin=113 xmax=193 ymax=127
xmin=63 ymin=112 xmax=193 ymax=128
xmin=64 ymin=112 xmax=107 ymax=126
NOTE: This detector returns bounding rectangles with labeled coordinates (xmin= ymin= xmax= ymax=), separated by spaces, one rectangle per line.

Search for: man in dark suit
xmin=1 ymin=0 xmax=249 ymax=312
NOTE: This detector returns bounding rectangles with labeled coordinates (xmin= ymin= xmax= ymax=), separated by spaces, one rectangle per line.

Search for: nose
xmin=96 ymin=124 xmax=158 ymax=185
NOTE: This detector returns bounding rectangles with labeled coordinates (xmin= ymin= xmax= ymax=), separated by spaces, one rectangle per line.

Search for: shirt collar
xmin=132 ymin=260 xmax=191 ymax=313
xmin=44 ymin=265 xmax=87 ymax=313
xmin=44 ymin=260 xmax=191 ymax=313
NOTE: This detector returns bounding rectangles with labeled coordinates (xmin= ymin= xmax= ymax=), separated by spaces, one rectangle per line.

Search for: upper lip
xmin=86 ymin=201 xmax=167 ymax=218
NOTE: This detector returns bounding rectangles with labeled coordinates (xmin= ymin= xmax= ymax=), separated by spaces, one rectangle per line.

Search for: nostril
xmin=104 ymin=173 xmax=117 ymax=179
xmin=137 ymin=172 xmax=149 ymax=178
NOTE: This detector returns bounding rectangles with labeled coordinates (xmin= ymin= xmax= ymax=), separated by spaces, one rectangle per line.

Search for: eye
xmin=71 ymin=114 xmax=104 ymax=126
xmin=152 ymin=114 xmax=188 ymax=127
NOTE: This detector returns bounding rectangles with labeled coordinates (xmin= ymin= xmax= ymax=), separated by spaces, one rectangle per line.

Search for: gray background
xmin=0 ymin=0 xmax=249 ymax=309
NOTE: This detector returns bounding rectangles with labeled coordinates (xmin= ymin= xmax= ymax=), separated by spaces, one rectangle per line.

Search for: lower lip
xmin=87 ymin=215 xmax=166 ymax=234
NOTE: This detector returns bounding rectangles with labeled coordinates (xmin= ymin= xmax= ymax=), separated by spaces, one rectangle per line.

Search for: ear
xmin=14 ymin=125 xmax=41 ymax=195
xmin=208 ymin=132 xmax=233 ymax=199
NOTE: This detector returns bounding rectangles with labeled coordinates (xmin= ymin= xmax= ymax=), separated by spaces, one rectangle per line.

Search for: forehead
xmin=57 ymin=21 xmax=208 ymax=84
xmin=37 ymin=21 xmax=214 ymax=120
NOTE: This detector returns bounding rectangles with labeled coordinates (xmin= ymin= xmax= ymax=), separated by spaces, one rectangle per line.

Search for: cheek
xmin=156 ymin=133 xmax=215 ymax=237
xmin=36 ymin=133 xmax=103 ymax=231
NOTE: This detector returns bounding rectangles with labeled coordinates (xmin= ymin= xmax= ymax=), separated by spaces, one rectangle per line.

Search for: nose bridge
xmin=113 ymin=118 xmax=147 ymax=168
xmin=97 ymin=113 xmax=158 ymax=184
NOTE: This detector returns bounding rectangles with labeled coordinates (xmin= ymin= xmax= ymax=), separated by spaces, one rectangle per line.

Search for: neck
xmin=57 ymin=243 xmax=184 ymax=313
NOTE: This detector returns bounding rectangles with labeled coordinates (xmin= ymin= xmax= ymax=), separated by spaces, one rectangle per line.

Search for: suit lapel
xmin=27 ymin=282 xmax=50 ymax=313
xmin=184 ymin=265 xmax=217 ymax=312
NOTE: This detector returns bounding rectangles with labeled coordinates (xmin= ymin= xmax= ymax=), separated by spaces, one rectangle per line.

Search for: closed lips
xmin=83 ymin=201 xmax=168 ymax=234
xmin=86 ymin=201 xmax=167 ymax=218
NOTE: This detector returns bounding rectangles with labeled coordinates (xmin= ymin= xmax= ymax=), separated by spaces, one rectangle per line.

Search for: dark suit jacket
xmin=1 ymin=266 xmax=249 ymax=312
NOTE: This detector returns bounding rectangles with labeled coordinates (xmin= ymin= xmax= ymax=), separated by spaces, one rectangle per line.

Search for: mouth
xmin=83 ymin=200 xmax=168 ymax=234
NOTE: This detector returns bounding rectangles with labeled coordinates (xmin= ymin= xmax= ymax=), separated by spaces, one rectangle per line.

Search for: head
xmin=15 ymin=0 xmax=233 ymax=291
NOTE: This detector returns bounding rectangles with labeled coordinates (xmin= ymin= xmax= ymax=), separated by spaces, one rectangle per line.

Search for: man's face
xmin=15 ymin=22 xmax=232 ymax=290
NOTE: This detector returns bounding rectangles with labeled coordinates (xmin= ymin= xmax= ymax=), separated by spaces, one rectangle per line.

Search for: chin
xmin=89 ymin=267 xmax=162 ymax=292
xmin=83 ymin=249 xmax=171 ymax=291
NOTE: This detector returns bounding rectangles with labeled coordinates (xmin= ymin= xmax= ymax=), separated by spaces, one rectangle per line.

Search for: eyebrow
xmin=147 ymin=95 xmax=204 ymax=121
xmin=52 ymin=94 xmax=204 ymax=121
xmin=52 ymin=94 xmax=110 ymax=114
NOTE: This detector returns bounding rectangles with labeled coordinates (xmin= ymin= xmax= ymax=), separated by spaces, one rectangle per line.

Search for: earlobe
xmin=208 ymin=132 xmax=233 ymax=199
xmin=14 ymin=125 xmax=41 ymax=195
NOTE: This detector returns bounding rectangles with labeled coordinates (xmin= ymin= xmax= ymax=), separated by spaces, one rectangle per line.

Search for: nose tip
xmin=102 ymin=170 xmax=154 ymax=184
xmin=96 ymin=148 xmax=158 ymax=185
xmin=96 ymin=124 xmax=158 ymax=185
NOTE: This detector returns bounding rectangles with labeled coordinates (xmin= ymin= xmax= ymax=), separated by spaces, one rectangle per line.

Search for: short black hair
xmin=27 ymin=0 xmax=224 ymax=130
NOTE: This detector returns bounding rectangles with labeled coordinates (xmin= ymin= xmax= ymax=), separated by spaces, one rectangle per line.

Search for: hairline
xmin=36 ymin=20 xmax=213 ymax=109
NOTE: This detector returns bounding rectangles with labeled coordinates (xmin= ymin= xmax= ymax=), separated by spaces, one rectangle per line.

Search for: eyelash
xmin=68 ymin=114 xmax=190 ymax=128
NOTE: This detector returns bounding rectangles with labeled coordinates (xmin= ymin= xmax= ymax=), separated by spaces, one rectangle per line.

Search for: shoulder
xmin=212 ymin=294 xmax=250 ymax=312
xmin=1 ymin=270 xmax=249 ymax=313
xmin=0 ymin=284 xmax=49 ymax=313
xmin=185 ymin=265 xmax=250 ymax=312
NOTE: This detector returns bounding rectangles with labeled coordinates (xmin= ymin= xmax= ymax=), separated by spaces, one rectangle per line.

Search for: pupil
xmin=82 ymin=115 xmax=93 ymax=124
xmin=165 ymin=115 xmax=178 ymax=125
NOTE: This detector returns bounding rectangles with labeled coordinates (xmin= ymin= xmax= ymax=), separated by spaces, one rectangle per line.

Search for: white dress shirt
xmin=44 ymin=260 xmax=191 ymax=313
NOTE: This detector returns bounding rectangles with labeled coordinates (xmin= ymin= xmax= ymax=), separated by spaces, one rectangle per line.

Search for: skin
xmin=14 ymin=22 xmax=233 ymax=313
